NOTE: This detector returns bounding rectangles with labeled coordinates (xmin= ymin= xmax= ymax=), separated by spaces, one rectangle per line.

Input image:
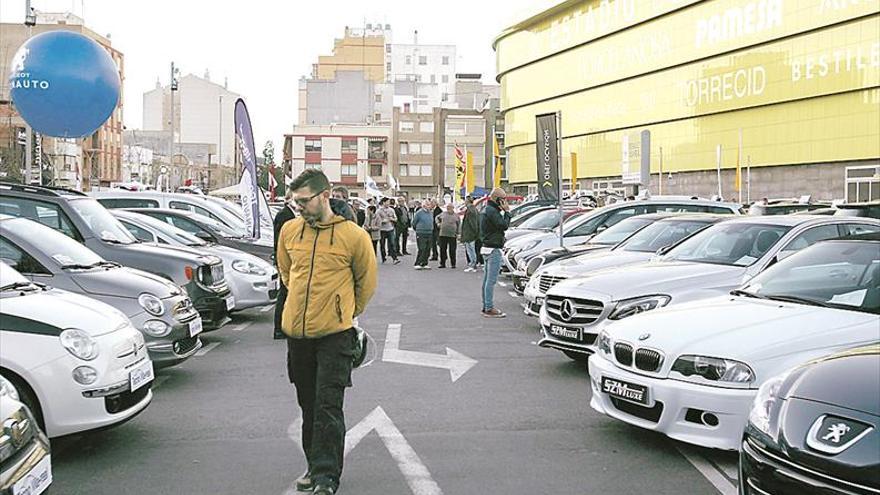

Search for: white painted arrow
xmin=381 ymin=324 xmax=477 ymax=382
xmin=286 ymin=407 xmax=443 ymax=495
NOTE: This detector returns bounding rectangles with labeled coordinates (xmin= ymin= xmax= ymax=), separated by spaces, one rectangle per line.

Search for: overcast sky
xmin=1 ymin=0 xmax=546 ymax=153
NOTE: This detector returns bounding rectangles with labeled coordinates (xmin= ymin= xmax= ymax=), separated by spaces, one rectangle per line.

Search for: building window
xmin=441 ymin=93 xmax=448 ymax=102
xmin=405 ymin=55 xmax=412 ymax=65
xmin=370 ymin=164 xmax=383 ymax=177
xmin=386 ymin=62 xmax=392 ymax=73
xmin=419 ymin=55 xmax=427 ymax=65
xmin=375 ymin=94 xmax=382 ymax=103
xmin=403 ymin=103 xmax=411 ymax=113
xmin=446 ymin=123 xmax=466 ymax=136
xmin=341 ymin=164 xmax=358 ymax=176
xmin=374 ymin=113 xmax=382 ymax=122
xmin=421 ymin=143 xmax=433 ymax=155
xmin=442 ymin=56 xmax=449 ymax=65
xmin=430 ymin=75 xmax=436 ymax=84
xmin=305 ymin=139 xmax=322 ymax=152
xmin=400 ymin=142 xmax=409 ymax=155
xmin=441 ymin=75 xmax=449 ymax=83
xmin=305 ymin=163 xmax=321 ymax=170
xmin=399 ymin=121 xmax=414 ymax=132
xmin=408 ymin=143 xmax=421 ymax=155
xmin=420 ymin=165 xmax=432 ymax=177
xmin=342 ymin=139 xmax=358 ymax=153
xmin=386 ymin=44 xmax=391 ymax=54
xmin=399 ymin=164 xmax=408 ymax=177
xmin=419 ymin=122 xmax=434 ymax=133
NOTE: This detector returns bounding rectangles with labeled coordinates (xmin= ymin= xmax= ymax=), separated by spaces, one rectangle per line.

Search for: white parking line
xmin=508 ymin=291 xmax=520 ymax=298
xmin=231 ymin=322 xmax=253 ymax=332
xmin=260 ymin=304 xmax=275 ymax=313
xmin=498 ymin=281 xmax=508 ymax=287
xmin=195 ymin=342 xmax=221 ymax=357
xmin=676 ymin=446 xmax=737 ymax=495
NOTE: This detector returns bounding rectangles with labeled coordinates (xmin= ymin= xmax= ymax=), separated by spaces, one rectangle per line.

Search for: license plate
xmin=13 ymin=455 xmax=52 ymax=495
xmin=225 ymin=296 xmax=235 ymax=310
xmin=270 ymin=278 xmax=279 ymax=291
xmin=188 ymin=318 xmax=203 ymax=337
xmin=129 ymin=359 xmax=154 ymax=393
xmin=549 ymin=324 xmax=581 ymax=340
xmin=601 ymin=376 xmax=650 ymax=406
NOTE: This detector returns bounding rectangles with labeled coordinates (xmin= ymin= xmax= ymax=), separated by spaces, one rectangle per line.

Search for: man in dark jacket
xmin=273 ymin=191 xmax=298 ymax=339
xmin=460 ymin=196 xmax=480 ymax=272
xmin=431 ymin=200 xmax=442 ymax=261
xmin=479 ymin=188 xmax=510 ymax=318
xmin=394 ymin=197 xmax=411 ymax=255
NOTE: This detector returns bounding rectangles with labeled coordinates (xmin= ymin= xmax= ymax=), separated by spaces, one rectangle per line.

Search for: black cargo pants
xmin=287 ymin=329 xmax=356 ymax=488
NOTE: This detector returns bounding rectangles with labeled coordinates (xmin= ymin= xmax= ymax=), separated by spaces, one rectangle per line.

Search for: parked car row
xmin=0 ymin=183 xmax=281 ymax=492
xmin=503 ymin=197 xmax=880 ymax=491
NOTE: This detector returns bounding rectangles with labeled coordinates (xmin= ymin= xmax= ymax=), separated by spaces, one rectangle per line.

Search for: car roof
xmin=715 ymin=214 xmax=864 ymax=226
xmin=124 ymin=207 xmax=202 ymax=219
xmin=651 ymin=213 xmax=726 ymax=223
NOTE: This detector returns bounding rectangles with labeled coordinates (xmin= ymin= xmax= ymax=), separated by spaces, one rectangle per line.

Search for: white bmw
xmin=587 ymin=235 xmax=880 ymax=451
xmin=0 ymin=262 xmax=154 ymax=438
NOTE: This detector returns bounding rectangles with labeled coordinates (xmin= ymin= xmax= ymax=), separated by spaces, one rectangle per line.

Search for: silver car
xmin=538 ymin=216 xmax=880 ymax=361
xmin=112 ymin=209 xmax=279 ymax=311
xmin=0 ymin=215 xmax=203 ymax=369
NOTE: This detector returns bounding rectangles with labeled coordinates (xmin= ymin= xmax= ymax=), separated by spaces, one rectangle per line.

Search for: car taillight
xmin=184 ymin=266 xmax=194 ymax=280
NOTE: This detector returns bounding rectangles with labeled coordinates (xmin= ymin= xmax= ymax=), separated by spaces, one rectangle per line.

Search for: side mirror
xmin=595 ymin=225 xmax=608 ymax=233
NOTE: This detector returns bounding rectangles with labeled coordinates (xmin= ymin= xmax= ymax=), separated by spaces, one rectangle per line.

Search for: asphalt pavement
xmin=51 ymin=245 xmax=739 ymax=494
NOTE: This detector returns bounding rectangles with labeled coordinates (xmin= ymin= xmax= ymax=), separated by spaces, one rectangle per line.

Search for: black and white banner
xmin=535 ymin=113 xmax=561 ymax=202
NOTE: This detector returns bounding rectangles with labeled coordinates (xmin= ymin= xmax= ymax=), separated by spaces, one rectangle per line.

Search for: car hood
xmin=506 ymin=228 xmax=548 ymax=241
xmin=548 ymin=260 xmax=746 ymax=301
xmin=202 ymin=244 xmax=272 ymax=267
xmin=506 ymin=231 xmax=552 ymax=249
xmin=544 ymin=250 xmax=652 ymax=277
xmin=1 ymin=288 xmax=130 ymax=337
xmin=788 ymin=350 xmax=880 ymax=417
xmin=116 ymin=242 xmax=218 ymax=265
xmin=71 ymin=266 xmax=178 ymax=299
xmin=604 ymin=296 xmax=880 ymax=374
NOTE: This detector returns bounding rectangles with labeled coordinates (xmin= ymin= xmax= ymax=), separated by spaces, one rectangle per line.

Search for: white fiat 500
xmin=0 ymin=262 xmax=154 ymax=438
xmin=588 ymin=235 xmax=880 ymax=450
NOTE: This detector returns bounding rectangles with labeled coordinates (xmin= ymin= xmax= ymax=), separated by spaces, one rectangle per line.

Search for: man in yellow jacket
xmin=277 ymin=169 xmax=377 ymax=495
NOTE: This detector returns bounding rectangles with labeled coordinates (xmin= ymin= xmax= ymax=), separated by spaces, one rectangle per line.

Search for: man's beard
xmin=301 ymin=209 xmax=321 ymax=226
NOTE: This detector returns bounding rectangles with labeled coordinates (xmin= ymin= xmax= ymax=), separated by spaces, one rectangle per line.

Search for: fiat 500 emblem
xmin=560 ymin=299 xmax=576 ymax=322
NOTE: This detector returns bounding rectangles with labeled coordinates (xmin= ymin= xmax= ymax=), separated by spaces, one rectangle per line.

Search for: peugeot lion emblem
xmin=806 ymin=414 xmax=874 ymax=455
xmin=638 ymin=333 xmax=651 ymax=341
xmin=560 ymin=299 xmax=576 ymax=322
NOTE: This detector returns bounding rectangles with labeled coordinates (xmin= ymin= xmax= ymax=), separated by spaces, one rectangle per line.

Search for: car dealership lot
xmin=47 ymin=264 xmax=739 ymax=495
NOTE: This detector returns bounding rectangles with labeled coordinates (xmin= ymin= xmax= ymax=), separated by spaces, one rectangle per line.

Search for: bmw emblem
xmin=638 ymin=333 xmax=651 ymax=341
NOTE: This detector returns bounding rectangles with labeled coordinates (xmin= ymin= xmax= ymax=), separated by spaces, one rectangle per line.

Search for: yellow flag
xmin=454 ymin=145 xmax=465 ymax=202
xmin=466 ymin=151 xmax=476 ymax=195
xmin=493 ymin=133 xmax=502 ymax=189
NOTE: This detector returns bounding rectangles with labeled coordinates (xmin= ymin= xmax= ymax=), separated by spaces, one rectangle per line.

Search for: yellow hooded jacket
xmin=277 ymin=214 xmax=377 ymax=339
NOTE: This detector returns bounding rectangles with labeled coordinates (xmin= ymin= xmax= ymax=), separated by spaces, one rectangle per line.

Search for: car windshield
xmin=665 ymin=222 xmax=792 ymax=266
xmin=740 ymin=241 xmax=880 ymax=314
xmin=516 ymin=209 xmax=568 ymax=230
xmin=0 ymin=261 xmax=31 ymax=290
xmin=197 ymin=215 xmax=244 ymax=239
xmin=69 ymin=199 xmax=139 ymax=244
xmin=4 ymin=218 xmax=105 ymax=267
xmin=620 ymin=220 xmax=714 ymax=253
xmin=127 ymin=213 xmax=207 ymax=246
xmin=589 ymin=216 xmax=654 ymax=245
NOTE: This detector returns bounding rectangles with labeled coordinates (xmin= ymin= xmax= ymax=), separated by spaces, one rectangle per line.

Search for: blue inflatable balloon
xmin=9 ymin=31 xmax=120 ymax=138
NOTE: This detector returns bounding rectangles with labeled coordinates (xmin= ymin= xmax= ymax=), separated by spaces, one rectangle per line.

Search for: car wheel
xmin=562 ymin=350 xmax=587 ymax=364
xmin=0 ymin=370 xmax=44 ymax=431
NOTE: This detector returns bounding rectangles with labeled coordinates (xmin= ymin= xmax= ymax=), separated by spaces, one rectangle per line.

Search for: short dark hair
xmin=290 ymin=169 xmax=330 ymax=194
xmin=331 ymin=185 xmax=350 ymax=199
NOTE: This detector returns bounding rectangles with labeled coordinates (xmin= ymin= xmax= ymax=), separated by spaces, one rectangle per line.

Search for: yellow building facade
xmin=494 ymin=0 xmax=880 ymax=201
xmin=315 ymin=27 xmax=386 ymax=83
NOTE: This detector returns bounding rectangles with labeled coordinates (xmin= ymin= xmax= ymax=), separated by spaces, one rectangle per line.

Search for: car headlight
xmin=59 ymin=329 xmax=99 ymax=361
xmin=671 ymin=355 xmax=755 ymax=385
xmin=232 ymin=260 xmax=268 ymax=276
xmin=526 ymin=257 xmax=544 ymax=277
xmin=142 ymin=319 xmax=171 ymax=337
xmin=72 ymin=366 xmax=98 ymax=385
xmin=748 ymin=373 xmax=788 ymax=437
xmin=597 ymin=331 xmax=612 ymax=355
xmin=138 ymin=293 xmax=165 ymax=316
xmin=609 ymin=295 xmax=671 ymax=320
xmin=0 ymin=376 xmax=19 ymax=401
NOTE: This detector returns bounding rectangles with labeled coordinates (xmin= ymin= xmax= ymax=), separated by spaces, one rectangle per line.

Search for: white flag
xmin=365 ymin=176 xmax=382 ymax=197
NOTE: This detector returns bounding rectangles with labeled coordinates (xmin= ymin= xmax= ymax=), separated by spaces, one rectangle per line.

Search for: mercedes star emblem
xmin=560 ymin=299 xmax=576 ymax=322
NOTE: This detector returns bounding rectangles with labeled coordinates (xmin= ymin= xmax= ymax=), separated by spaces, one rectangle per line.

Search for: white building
xmin=387 ymin=41 xmax=456 ymax=105
xmin=142 ymin=73 xmax=239 ymax=167
xmin=285 ymin=124 xmax=391 ymax=191
xmin=121 ymin=145 xmax=154 ymax=183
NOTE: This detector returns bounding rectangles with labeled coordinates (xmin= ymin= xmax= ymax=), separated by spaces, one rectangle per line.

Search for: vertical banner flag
xmin=269 ymin=162 xmax=278 ymax=202
xmin=493 ymin=132 xmax=502 ymax=189
xmin=365 ymin=175 xmax=382 ymax=197
xmin=466 ymin=151 xmax=476 ymax=195
xmin=454 ymin=144 xmax=465 ymax=202
xmin=234 ymin=99 xmax=260 ymax=239
xmin=535 ymin=113 xmax=560 ymax=202
xmin=571 ymin=152 xmax=578 ymax=191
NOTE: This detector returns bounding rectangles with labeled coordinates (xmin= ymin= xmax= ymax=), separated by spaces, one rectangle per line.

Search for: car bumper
xmin=132 ymin=311 xmax=203 ymax=369
xmin=588 ymin=354 xmax=754 ymax=451
xmin=0 ymin=424 xmax=51 ymax=495
xmin=537 ymin=305 xmax=602 ymax=354
xmin=227 ymin=271 xmax=279 ymax=311
xmin=511 ymin=272 xmax=528 ymax=293
xmin=191 ymin=288 xmax=232 ymax=330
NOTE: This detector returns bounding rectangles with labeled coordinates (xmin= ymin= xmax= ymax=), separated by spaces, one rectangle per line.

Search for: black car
xmin=0 ymin=183 xmax=232 ymax=330
xmin=740 ymin=343 xmax=880 ymax=495
xmin=126 ymin=208 xmax=274 ymax=262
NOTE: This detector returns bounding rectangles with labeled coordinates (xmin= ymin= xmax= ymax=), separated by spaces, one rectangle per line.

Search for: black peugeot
xmin=740 ymin=343 xmax=880 ymax=494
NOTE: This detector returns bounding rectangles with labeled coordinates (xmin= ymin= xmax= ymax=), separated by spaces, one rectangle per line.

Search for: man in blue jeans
xmin=479 ymin=188 xmax=511 ymax=317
